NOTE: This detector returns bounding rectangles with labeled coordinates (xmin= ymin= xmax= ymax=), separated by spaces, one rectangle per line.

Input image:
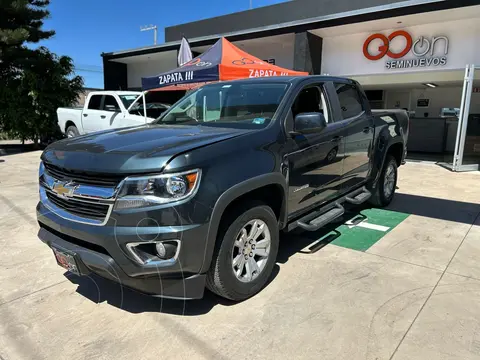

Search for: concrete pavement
xmin=1 ymin=151 xmax=479 ymax=360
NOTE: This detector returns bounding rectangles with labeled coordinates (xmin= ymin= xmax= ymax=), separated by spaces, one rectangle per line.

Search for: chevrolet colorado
xmin=37 ymin=76 xmax=408 ymax=301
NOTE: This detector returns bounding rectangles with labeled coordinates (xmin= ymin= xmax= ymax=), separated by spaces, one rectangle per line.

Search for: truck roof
xmin=200 ymin=75 xmax=356 ymax=87
xmin=89 ymin=90 xmax=142 ymax=95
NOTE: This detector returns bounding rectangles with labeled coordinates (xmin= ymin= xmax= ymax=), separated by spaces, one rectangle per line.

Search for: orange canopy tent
xmin=141 ymin=37 xmax=308 ymax=91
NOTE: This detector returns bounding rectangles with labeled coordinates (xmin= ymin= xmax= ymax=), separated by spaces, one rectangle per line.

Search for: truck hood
xmin=42 ymin=125 xmax=252 ymax=173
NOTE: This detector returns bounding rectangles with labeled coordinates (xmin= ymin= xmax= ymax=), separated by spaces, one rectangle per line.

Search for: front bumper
xmin=37 ymin=201 xmax=209 ymax=299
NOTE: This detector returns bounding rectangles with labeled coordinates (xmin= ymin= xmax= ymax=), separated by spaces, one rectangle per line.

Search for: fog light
xmin=156 ymin=242 xmax=178 ymax=259
xmin=156 ymin=242 xmax=166 ymax=258
xmin=126 ymin=240 xmax=180 ymax=265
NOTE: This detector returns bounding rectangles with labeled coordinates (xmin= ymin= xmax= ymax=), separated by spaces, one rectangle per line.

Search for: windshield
xmin=118 ymin=94 xmax=141 ymax=108
xmin=155 ymin=82 xmax=289 ymax=129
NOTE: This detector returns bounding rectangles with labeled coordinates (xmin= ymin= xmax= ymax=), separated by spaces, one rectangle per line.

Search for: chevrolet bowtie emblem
xmin=52 ymin=181 xmax=78 ymax=198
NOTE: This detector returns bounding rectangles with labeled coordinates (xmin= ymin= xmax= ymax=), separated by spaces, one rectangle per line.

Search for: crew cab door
xmin=285 ymin=82 xmax=346 ymax=216
xmin=102 ymin=95 xmax=125 ymax=129
xmin=125 ymin=94 xmax=163 ymax=126
xmin=332 ymin=81 xmax=374 ymax=188
xmin=81 ymin=94 xmax=103 ymax=133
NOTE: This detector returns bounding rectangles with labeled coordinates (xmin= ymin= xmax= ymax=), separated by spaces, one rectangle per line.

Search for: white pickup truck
xmin=57 ymin=91 xmax=170 ymax=137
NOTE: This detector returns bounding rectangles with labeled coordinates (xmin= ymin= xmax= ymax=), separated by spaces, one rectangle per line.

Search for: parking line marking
xmin=353 ymin=222 xmax=390 ymax=232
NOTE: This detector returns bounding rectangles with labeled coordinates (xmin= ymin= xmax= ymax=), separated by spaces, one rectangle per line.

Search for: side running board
xmin=292 ymin=186 xmax=372 ymax=232
xmin=345 ymin=186 xmax=371 ymax=205
xmin=296 ymin=203 xmax=345 ymax=232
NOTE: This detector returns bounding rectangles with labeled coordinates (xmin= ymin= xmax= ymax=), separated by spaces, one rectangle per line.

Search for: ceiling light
xmin=423 ymin=83 xmax=438 ymax=88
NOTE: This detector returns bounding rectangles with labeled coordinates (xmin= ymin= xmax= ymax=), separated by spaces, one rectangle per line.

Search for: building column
xmin=293 ymin=31 xmax=323 ymax=75
xmin=102 ymin=58 xmax=128 ymax=90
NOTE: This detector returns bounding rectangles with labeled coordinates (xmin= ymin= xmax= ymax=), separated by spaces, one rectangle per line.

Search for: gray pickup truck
xmin=37 ymin=76 xmax=408 ymax=301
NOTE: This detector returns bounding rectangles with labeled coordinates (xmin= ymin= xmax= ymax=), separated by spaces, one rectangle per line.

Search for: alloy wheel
xmin=231 ymin=219 xmax=271 ymax=283
xmin=383 ymin=163 xmax=396 ymax=198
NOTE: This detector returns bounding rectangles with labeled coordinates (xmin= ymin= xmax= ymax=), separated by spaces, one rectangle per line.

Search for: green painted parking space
xmin=307 ymin=208 xmax=410 ymax=252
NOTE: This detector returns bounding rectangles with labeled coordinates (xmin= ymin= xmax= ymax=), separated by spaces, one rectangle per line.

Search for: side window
xmin=103 ymin=95 xmax=121 ymax=112
xmin=291 ymin=85 xmax=330 ymax=123
xmin=334 ymin=83 xmax=364 ymax=119
xmin=87 ymin=95 xmax=102 ymax=110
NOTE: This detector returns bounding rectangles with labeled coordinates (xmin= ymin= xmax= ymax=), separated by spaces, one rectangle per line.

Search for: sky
xmin=39 ymin=0 xmax=287 ymax=88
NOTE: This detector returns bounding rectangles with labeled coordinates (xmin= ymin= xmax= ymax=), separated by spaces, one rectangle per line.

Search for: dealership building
xmin=101 ymin=0 xmax=480 ymax=170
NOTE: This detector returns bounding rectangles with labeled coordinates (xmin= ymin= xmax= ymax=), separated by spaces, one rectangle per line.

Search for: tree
xmin=0 ymin=0 xmax=84 ymax=144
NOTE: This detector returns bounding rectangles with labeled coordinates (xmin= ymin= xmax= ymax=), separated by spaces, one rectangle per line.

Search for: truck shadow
xmin=0 ymin=143 xmax=45 ymax=157
xmin=387 ymin=192 xmax=480 ymax=224
xmin=66 ymin=264 xmax=280 ymax=316
xmin=276 ymin=210 xmax=358 ymax=264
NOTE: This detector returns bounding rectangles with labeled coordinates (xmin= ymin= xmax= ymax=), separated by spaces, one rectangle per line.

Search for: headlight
xmin=39 ymin=161 xmax=45 ymax=199
xmin=114 ymin=169 xmax=201 ymax=210
xmin=39 ymin=160 xmax=45 ymax=178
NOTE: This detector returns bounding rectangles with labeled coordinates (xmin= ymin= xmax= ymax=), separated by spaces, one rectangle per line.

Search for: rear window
xmin=103 ymin=95 xmax=121 ymax=111
xmin=334 ymin=83 xmax=365 ymax=119
xmin=88 ymin=95 xmax=102 ymax=110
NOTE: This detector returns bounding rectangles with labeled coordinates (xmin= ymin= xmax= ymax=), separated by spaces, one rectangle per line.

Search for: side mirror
xmin=292 ymin=112 xmax=327 ymax=135
xmin=105 ymin=104 xmax=119 ymax=112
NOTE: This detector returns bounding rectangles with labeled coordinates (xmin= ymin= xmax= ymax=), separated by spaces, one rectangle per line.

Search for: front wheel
xmin=206 ymin=203 xmax=279 ymax=301
xmin=369 ymin=155 xmax=398 ymax=207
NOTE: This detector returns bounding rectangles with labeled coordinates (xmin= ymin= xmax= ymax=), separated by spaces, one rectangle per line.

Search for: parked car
xmin=57 ymin=91 xmax=170 ymax=137
xmin=37 ymin=76 xmax=408 ymax=301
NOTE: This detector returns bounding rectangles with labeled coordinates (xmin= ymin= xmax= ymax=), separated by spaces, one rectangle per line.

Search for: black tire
xmin=66 ymin=125 xmax=80 ymax=138
xmin=325 ymin=147 xmax=338 ymax=163
xmin=206 ymin=202 xmax=279 ymax=301
xmin=369 ymin=155 xmax=398 ymax=207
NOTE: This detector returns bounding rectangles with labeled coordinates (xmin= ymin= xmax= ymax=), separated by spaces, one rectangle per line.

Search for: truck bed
xmin=372 ymin=108 xmax=409 ymax=143
xmin=57 ymin=107 xmax=83 ymax=135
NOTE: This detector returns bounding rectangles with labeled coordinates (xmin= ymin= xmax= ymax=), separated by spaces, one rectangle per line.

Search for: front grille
xmin=44 ymin=162 xmax=124 ymax=187
xmin=46 ymin=191 xmax=110 ymax=221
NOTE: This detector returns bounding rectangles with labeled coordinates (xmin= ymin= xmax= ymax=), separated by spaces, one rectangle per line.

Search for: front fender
xmin=199 ymin=172 xmax=288 ymax=273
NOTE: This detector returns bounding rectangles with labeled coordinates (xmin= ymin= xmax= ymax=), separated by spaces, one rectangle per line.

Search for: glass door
xmin=453 ymin=65 xmax=480 ymax=172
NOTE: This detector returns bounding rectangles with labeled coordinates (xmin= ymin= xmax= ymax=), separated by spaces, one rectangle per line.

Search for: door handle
xmin=83 ymin=114 xmax=88 ymax=117
xmin=363 ymin=126 xmax=372 ymax=133
xmin=100 ymin=115 xmax=106 ymax=119
xmin=331 ymin=136 xmax=343 ymax=142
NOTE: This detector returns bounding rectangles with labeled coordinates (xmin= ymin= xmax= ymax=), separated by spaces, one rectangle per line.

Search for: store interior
xmin=356 ymin=70 xmax=480 ymax=166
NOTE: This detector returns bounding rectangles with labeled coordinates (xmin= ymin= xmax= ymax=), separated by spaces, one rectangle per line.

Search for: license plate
xmin=52 ymin=247 xmax=80 ymax=276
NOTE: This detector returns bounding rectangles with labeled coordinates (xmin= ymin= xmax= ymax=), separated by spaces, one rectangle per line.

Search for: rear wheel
xmin=66 ymin=125 xmax=79 ymax=138
xmin=206 ymin=203 xmax=279 ymax=301
xmin=325 ymin=147 xmax=338 ymax=163
xmin=369 ymin=155 xmax=398 ymax=207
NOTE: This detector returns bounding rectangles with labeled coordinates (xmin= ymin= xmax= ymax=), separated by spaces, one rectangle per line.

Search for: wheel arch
xmin=65 ymin=120 xmax=77 ymax=132
xmin=370 ymin=136 xmax=405 ymax=190
xmin=386 ymin=142 xmax=404 ymax=166
xmin=200 ymin=173 xmax=287 ymax=273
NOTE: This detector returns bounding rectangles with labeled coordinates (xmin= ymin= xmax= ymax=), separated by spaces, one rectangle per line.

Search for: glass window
xmin=334 ymin=83 xmax=364 ymax=119
xmin=291 ymin=85 xmax=330 ymax=123
xmin=157 ymin=82 xmax=289 ymax=129
xmin=103 ymin=95 xmax=121 ymax=112
xmin=118 ymin=94 xmax=140 ymax=109
xmin=440 ymin=107 xmax=460 ymax=118
xmin=87 ymin=95 xmax=102 ymax=110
